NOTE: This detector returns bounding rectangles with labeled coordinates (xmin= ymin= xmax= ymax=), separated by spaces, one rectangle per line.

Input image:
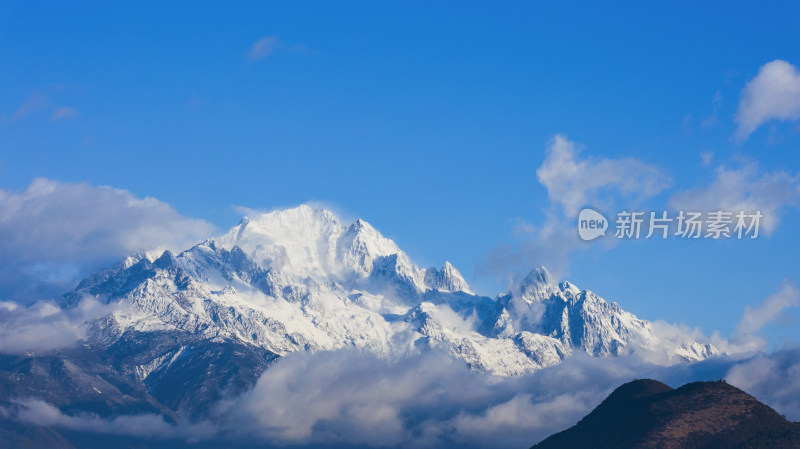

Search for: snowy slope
xmin=64 ymin=205 xmax=717 ymax=376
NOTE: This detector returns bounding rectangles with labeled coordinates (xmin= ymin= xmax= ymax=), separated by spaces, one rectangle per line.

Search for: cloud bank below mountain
xmin=4 ymin=347 xmax=800 ymax=449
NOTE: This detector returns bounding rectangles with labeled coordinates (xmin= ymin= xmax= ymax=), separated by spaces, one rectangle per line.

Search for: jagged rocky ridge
xmin=62 ymin=205 xmax=716 ymax=378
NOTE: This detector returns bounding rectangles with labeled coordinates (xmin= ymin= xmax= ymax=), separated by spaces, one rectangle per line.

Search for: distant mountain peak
xmin=531 ymin=266 xmax=553 ymax=284
xmin=424 ymin=261 xmax=471 ymax=293
xmin=516 ymin=266 xmax=557 ymax=302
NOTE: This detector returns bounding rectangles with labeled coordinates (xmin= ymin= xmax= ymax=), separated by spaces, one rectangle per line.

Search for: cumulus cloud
xmin=0 ymin=178 xmax=216 ymax=301
xmin=3 ymin=345 xmax=800 ymax=448
xmin=219 ymin=349 xmax=646 ymax=448
xmin=212 ymin=346 xmax=800 ymax=447
xmin=536 ymin=135 xmax=671 ymax=218
xmin=735 ymin=60 xmax=800 ymax=140
xmin=1 ymin=349 xmax=641 ymax=448
xmin=738 ymin=281 xmax=800 ymax=334
xmin=669 ymin=161 xmax=800 ymax=236
xmin=0 ymin=297 xmax=115 ymax=354
xmin=483 ymin=136 xmax=669 ymax=282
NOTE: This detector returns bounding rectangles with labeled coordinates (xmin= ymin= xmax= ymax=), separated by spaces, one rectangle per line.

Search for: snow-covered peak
xmin=528 ymin=266 xmax=553 ymax=285
xmin=212 ymin=205 xmax=432 ymax=288
xmin=215 ymin=205 xmax=344 ymax=278
xmin=559 ymin=281 xmax=581 ymax=296
xmin=337 ymin=218 xmax=404 ymax=277
xmin=120 ymin=247 xmax=169 ymax=269
xmin=516 ymin=266 xmax=557 ymax=302
xmin=219 ymin=205 xmax=342 ymax=251
xmin=424 ymin=261 xmax=471 ymax=293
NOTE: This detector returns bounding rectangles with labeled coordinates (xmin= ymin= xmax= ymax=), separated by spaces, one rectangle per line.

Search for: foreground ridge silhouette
xmin=531 ymin=379 xmax=800 ymax=449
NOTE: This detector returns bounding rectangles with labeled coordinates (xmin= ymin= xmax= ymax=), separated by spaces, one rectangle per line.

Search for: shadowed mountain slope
xmin=531 ymin=379 xmax=800 ymax=449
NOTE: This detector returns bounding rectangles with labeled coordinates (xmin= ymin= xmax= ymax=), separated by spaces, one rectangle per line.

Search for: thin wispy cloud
xmin=738 ymin=281 xmax=800 ymax=334
xmin=669 ymin=160 xmax=800 ymax=236
xmin=249 ymin=35 xmax=281 ymax=61
xmin=50 ymin=106 xmax=79 ymax=122
xmin=700 ymin=151 xmax=714 ymax=166
xmin=10 ymin=92 xmax=49 ymax=121
xmin=701 ymin=90 xmax=723 ymax=128
xmin=735 ymin=59 xmax=800 ymax=140
xmin=247 ymin=35 xmax=309 ymax=62
xmin=6 ymin=91 xmax=80 ymax=124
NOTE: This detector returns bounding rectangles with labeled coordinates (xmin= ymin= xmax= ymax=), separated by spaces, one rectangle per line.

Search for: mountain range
xmin=64 ymin=205 xmax=716 ymax=376
xmin=0 ymin=205 xmax=721 ymax=445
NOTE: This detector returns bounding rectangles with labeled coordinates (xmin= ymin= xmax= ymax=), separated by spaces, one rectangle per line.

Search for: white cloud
xmin=669 ymin=161 xmax=800 ymax=236
xmin=0 ymin=349 xmax=660 ymax=447
xmin=735 ymin=60 xmax=800 ymax=140
xmin=220 ymin=349 xmax=641 ymax=448
xmin=449 ymin=390 xmax=599 ymax=448
xmin=0 ymin=297 xmax=115 ymax=354
xmin=725 ymin=346 xmax=800 ymax=420
xmin=536 ymin=135 xmax=670 ymax=218
xmin=218 ymin=344 xmax=800 ymax=447
xmin=249 ymin=36 xmax=280 ymax=61
xmin=630 ymin=280 xmax=800 ymax=361
xmin=9 ymin=398 xmax=215 ymax=442
xmin=483 ymin=136 xmax=669 ymax=282
xmin=5 ymin=344 xmax=800 ymax=447
xmin=695 ymin=280 xmax=800 ymax=355
xmin=738 ymin=281 xmax=800 ymax=334
xmin=0 ymin=178 xmax=216 ymax=301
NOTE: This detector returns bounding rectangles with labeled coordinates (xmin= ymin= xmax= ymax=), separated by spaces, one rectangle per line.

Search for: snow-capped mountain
xmin=62 ymin=205 xmax=716 ymax=378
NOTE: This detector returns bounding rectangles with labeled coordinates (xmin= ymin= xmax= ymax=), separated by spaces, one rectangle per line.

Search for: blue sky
xmin=1 ymin=1 xmax=799 ymax=344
